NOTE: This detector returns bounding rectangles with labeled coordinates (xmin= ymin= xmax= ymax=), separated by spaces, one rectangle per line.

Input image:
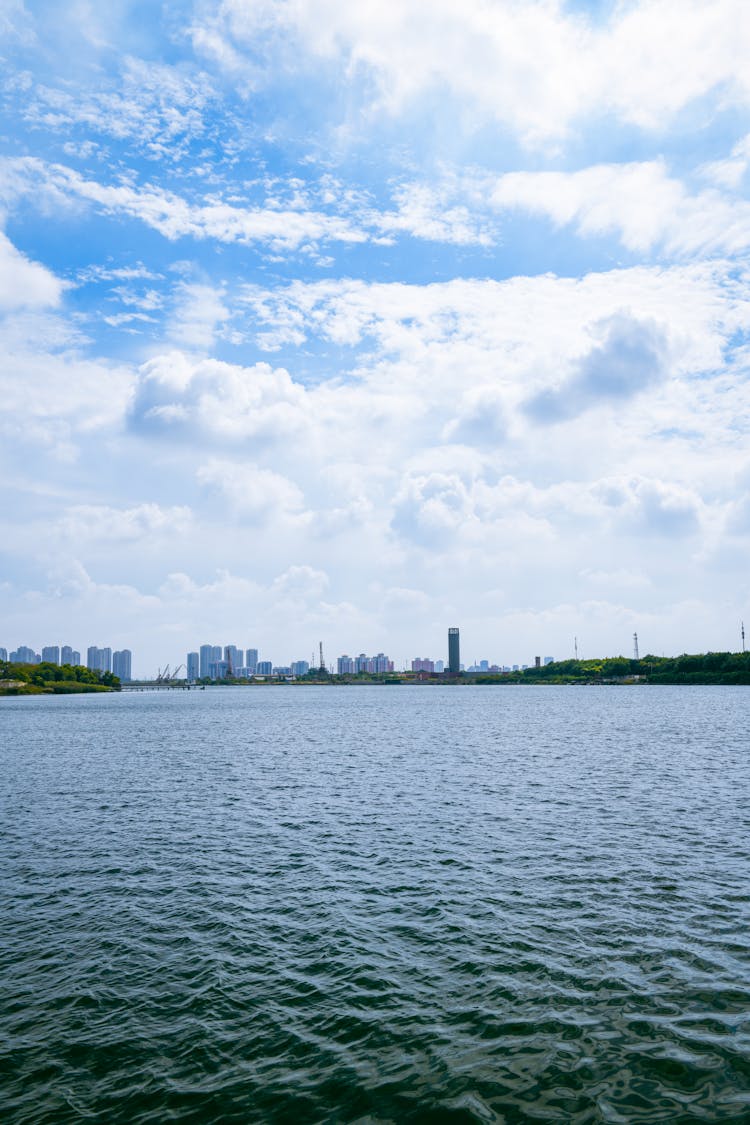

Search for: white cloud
xmin=0 ymin=156 xmax=501 ymax=252
xmin=523 ymin=313 xmax=670 ymax=423
xmin=168 ymin=282 xmax=230 ymax=351
xmin=377 ymin=181 xmax=496 ymax=246
xmin=0 ymin=230 xmax=64 ymax=309
xmin=131 ymin=352 xmax=308 ymax=442
xmin=490 ymin=160 xmax=750 ymax=256
xmin=0 ymin=327 xmax=134 ymax=458
xmin=196 ymin=459 xmax=307 ymax=523
xmin=23 ymin=55 xmax=216 ymax=161
xmin=271 ymin=564 xmax=329 ymax=600
xmin=592 ymin=475 xmax=703 ymax=538
xmin=57 ymin=503 xmax=192 ymax=543
xmin=1 ymin=157 xmax=371 ymax=251
xmin=699 ymin=133 xmax=750 ymax=189
xmin=191 ymin=0 xmax=750 ymax=145
xmin=243 ymin=263 xmax=748 ymax=393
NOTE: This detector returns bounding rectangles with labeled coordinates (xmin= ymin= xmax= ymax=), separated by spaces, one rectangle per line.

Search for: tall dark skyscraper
xmin=448 ymin=627 xmax=460 ymax=675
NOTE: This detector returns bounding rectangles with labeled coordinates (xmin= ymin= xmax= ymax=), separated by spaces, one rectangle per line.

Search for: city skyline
xmin=1 ymin=3 xmax=750 ymax=665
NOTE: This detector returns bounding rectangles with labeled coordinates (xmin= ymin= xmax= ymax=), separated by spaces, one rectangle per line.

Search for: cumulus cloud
xmin=442 ymin=387 xmax=507 ymax=447
xmin=593 ymin=476 xmax=702 ymax=537
xmin=131 ymin=352 xmax=308 ymax=442
xmin=271 ymin=564 xmax=329 ymax=600
xmin=241 ymin=265 xmax=743 ymax=379
xmin=0 ymin=333 xmax=134 ymax=459
xmin=524 ymin=314 xmax=670 ymax=424
xmin=391 ymin=471 xmax=475 ymax=545
xmin=196 ymin=459 xmax=307 ymax=523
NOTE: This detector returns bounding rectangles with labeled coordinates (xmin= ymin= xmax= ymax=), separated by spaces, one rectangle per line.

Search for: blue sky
xmin=2 ymin=0 xmax=750 ymax=675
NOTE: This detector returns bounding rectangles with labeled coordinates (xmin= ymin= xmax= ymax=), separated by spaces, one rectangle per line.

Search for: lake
xmin=1 ymin=685 xmax=748 ymax=1122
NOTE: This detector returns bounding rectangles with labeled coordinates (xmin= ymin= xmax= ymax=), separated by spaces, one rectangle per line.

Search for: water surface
xmin=1 ymin=686 xmax=748 ymax=1122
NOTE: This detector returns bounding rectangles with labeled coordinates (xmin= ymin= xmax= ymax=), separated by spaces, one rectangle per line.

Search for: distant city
xmin=0 ymin=645 xmax=132 ymax=681
xmin=1 ymin=630 xmax=559 ymax=682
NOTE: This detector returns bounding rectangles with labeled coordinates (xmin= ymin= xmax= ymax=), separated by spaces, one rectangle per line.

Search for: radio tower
xmin=633 ymin=632 xmax=639 ymax=661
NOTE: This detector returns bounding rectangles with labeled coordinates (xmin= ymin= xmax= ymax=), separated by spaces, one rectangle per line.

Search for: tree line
xmin=0 ymin=661 xmax=121 ymax=694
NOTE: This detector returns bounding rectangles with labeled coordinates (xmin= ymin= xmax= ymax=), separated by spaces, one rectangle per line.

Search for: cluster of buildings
xmin=187 ymin=646 xmax=401 ymax=680
xmin=186 ymin=645 xmax=312 ymax=681
xmin=336 ymin=653 xmax=394 ymax=674
xmin=187 ymin=632 xmax=465 ymax=681
xmin=4 ymin=629 xmax=555 ymax=685
xmin=0 ymin=644 xmax=132 ymax=682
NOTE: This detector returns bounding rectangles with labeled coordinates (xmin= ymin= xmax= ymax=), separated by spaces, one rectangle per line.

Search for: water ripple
xmin=1 ymin=685 xmax=748 ymax=1122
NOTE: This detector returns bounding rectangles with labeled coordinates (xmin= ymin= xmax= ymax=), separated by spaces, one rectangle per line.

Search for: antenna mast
xmin=574 ymin=636 xmax=579 ymax=660
xmin=633 ymin=632 xmax=639 ymax=661
xmin=742 ymin=621 xmax=746 ymax=653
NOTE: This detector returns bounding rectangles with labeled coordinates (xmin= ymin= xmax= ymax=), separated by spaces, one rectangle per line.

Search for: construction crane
xmin=155 ymin=663 xmax=185 ymax=683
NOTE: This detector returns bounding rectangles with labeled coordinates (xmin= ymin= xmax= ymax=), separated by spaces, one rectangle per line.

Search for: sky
xmin=2 ymin=0 xmax=750 ymax=676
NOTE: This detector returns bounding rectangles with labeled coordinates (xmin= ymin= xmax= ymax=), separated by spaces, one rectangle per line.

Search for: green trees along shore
xmin=0 ymin=661 xmax=120 ymax=695
xmin=488 ymin=651 xmax=750 ymax=685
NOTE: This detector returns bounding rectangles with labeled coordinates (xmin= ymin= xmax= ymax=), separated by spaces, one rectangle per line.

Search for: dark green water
xmin=1 ymin=685 xmax=748 ymax=1123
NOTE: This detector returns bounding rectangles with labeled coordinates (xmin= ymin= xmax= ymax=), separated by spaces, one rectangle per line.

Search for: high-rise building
xmin=199 ymin=645 xmax=213 ymax=678
xmin=412 ymin=657 xmax=434 ymax=673
xmin=256 ymin=661 xmax=272 ymax=675
xmin=209 ymin=660 xmax=229 ymax=679
xmin=112 ymin=650 xmax=132 ymax=682
xmin=61 ymin=645 xmax=74 ymax=665
xmin=12 ymin=646 xmax=39 ymax=664
xmin=87 ymin=646 xmax=112 ymax=673
xmin=435 ymin=660 xmax=444 ymax=673
xmin=0 ymin=647 xmax=7 ymax=661
xmin=246 ymin=648 xmax=258 ymax=673
xmin=41 ymin=646 xmax=60 ymax=665
xmin=224 ymin=645 xmax=242 ymax=675
xmin=72 ymin=651 xmax=81 ymax=667
xmin=543 ymin=656 xmax=554 ymax=666
xmin=187 ymin=652 xmax=199 ymax=681
xmin=448 ymin=627 xmax=460 ymax=675
xmin=291 ymin=660 xmax=309 ymax=676
xmin=337 ymin=655 xmax=355 ymax=674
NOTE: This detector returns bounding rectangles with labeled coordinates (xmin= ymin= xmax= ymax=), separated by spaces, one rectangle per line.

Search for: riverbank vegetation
xmin=0 ymin=662 xmax=120 ymax=695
